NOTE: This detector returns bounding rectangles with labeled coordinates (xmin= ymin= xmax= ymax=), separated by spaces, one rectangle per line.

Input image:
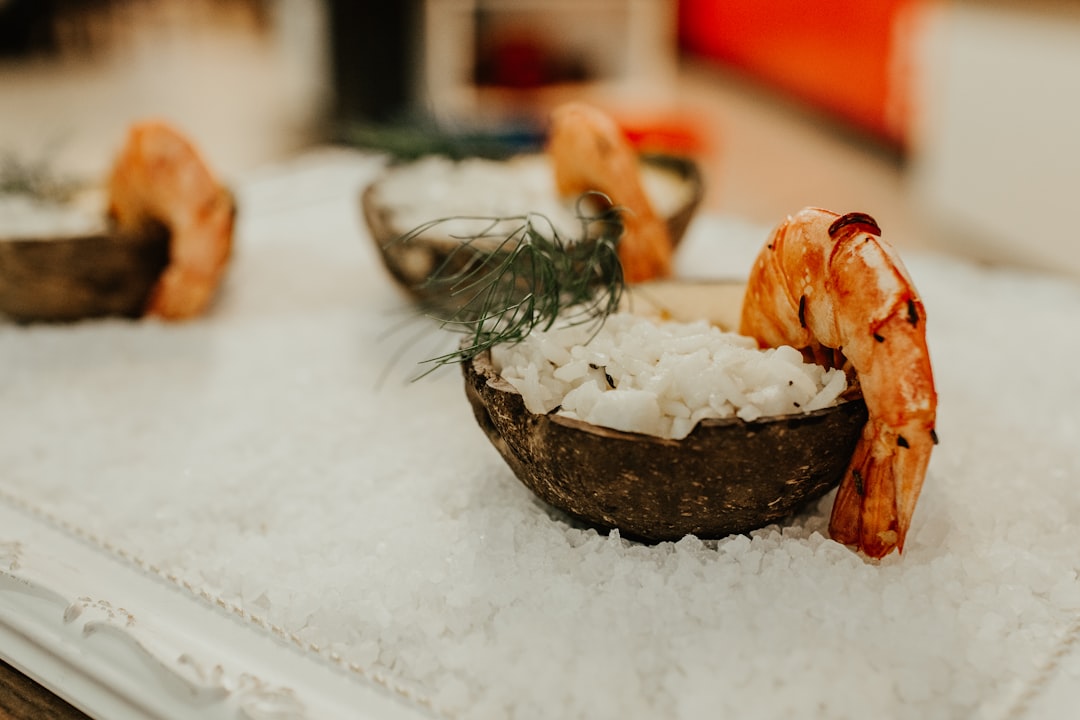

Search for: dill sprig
xmin=395 ymin=200 xmax=626 ymax=373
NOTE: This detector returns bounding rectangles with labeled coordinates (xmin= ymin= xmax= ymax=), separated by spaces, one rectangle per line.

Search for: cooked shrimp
xmin=546 ymin=102 xmax=672 ymax=283
xmin=739 ymin=208 xmax=938 ymax=558
xmin=107 ymin=121 xmax=234 ymax=320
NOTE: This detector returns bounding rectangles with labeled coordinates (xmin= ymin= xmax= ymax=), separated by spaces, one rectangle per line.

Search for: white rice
xmin=491 ymin=312 xmax=848 ymax=439
xmin=0 ymin=190 xmax=106 ymax=238
xmin=369 ymin=154 xmax=693 ymax=240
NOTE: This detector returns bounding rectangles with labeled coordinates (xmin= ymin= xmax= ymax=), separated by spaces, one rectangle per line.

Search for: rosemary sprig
xmin=395 ymin=199 xmax=626 ymax=373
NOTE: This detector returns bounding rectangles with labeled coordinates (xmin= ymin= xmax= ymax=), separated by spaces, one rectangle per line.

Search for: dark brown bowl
xmin=361 ymin=153 xmax=704 ymax=309
xmin=0 ymin=222 xmax=169 ymax=323
xmin=461 ymin=281 xmax=868 ymax=542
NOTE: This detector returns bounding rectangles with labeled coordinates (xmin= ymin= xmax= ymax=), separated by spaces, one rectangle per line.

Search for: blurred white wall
xmin=0 ymin=0 xmax=331 ymax=183
xmin=909 ymin=1 xmax=1080 ymax=277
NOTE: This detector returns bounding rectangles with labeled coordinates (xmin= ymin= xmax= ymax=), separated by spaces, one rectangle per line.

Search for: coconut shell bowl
xmin=0 ymin=195 xmax=169 ymax=323
xmin=460 ymin=280 xmax=869 ymax=543
xmin=361 ymin=153 xmax=704 ymax=312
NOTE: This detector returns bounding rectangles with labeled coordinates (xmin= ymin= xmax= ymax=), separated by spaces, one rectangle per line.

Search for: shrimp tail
xmin=830 ymin=420 xmax=901 ymax=557
xmin=831 ymin=417 xmax=935 ymax=558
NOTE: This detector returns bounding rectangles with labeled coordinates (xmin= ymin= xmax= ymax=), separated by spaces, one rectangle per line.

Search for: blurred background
xmin=2 ymin=0 xmax=1078 ymax=276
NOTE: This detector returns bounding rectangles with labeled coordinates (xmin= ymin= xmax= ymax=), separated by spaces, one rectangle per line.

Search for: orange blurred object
xmin=618 ymin=115 xmax=709 ymax=157
xmin=679 ymin=0 xmax=923 ymax=148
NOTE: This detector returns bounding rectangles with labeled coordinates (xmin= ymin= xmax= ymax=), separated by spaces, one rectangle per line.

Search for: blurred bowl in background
xmin=361 ymin=152 xmax=703 ymax=310
xmin=0 ymin=192 xmax=168 ymax=322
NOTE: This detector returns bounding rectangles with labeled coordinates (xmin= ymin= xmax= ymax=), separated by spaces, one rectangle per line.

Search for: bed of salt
xmin=1 ymin=148 xmax=1079 ymax=720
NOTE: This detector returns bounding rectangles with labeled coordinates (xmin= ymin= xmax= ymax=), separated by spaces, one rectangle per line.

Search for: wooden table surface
xmin=0 ymin=661 xmax=89 ymax=720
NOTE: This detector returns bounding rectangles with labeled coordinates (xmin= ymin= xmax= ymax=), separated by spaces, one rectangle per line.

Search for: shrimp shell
xmin=107 ymin=121 xmax=234 ymax=320
xmin=546 ymin=102 xmax=673 ymax=283
xmin=740 ymin=208 xmax=938 ymax=558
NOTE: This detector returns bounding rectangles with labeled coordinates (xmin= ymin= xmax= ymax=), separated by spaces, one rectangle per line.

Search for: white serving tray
xmin=2 ymin=149 xmax=1079 ymax=720
xmin=0 ymin=498 xmax=432 ymax=720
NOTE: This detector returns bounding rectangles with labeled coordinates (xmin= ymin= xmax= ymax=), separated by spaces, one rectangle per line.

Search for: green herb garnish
xmin=342 ymin=119 xmax=542 ymax=161
xmin=396 ymin=200 xmax=626 ymax=374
